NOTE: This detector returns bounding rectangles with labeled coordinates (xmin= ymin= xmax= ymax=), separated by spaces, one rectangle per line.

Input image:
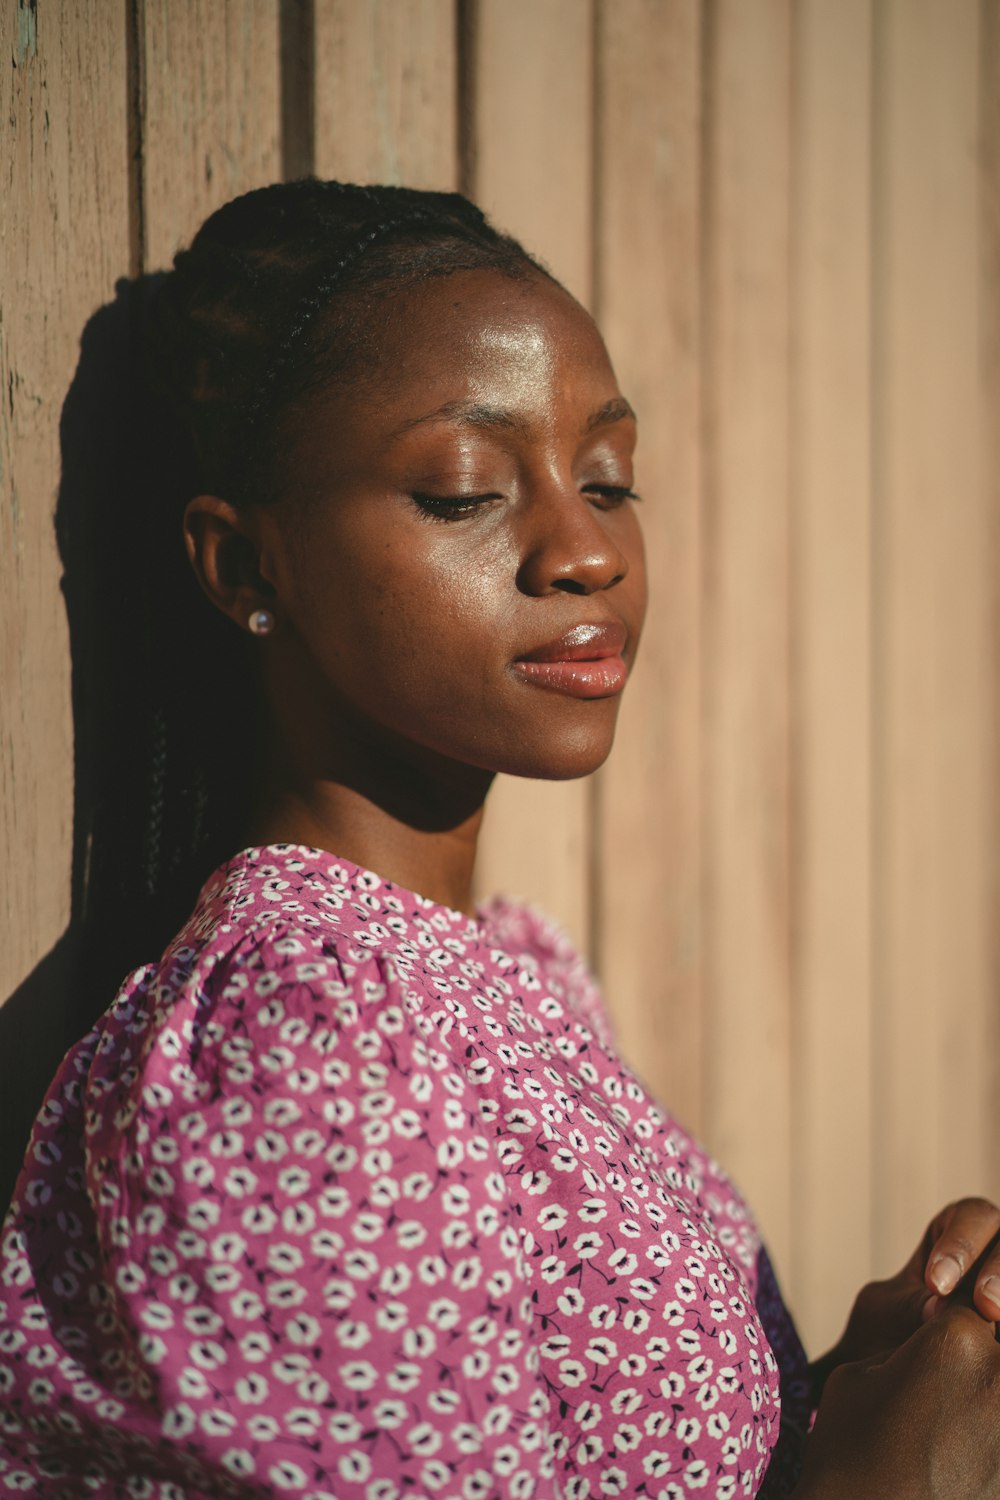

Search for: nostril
xmin=552 ymin=578 xmax=589 ymax=596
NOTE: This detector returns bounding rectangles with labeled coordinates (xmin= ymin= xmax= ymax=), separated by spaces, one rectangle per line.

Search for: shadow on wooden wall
xmin=0 ymin=937 xmax=75 ymax=1211
xmin=0 ymin=284 xmax=248 ymax=1208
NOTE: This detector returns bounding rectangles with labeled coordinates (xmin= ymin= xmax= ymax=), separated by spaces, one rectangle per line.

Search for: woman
xmin=1 ymin=181 xmax=998 ymax=1500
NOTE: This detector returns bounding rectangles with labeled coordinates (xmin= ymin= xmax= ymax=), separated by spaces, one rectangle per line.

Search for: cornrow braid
xmin=145 ymin=179 xmax=542 ymax=506
xmin=242 ymin=206 xmax=441 ymax=434
xmin=70 ymin=179 xmax=543 ymax=1023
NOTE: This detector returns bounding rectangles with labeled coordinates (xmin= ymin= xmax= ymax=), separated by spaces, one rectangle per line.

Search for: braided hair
xmin=67 ymin=180 xmax=542 ymax=1018
xmin=148 ymin=180 xmax=543 ymax=508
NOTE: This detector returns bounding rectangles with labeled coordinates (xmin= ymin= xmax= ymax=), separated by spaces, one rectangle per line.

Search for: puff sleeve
xmin=5 ymin=923 xmax=556 ymax=1499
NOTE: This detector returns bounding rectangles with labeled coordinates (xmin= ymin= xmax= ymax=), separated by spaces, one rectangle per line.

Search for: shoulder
xmin=75 ymin=850 xmax=413 ymax=1149
xmin=478 ymin=894 xmax=616 ymax=1047
xmin=184 ymin=843 xmax=397 ymax=949
xmin=155 ymin=842 xmax=425 ymax=1014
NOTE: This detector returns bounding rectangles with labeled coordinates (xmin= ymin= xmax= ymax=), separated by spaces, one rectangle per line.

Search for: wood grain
xmin=313 ymin=0 xmax=457 ymax=189
xmin=468 ymin=0 xmax=595 ymax=953
xmin=0 ymin=0 xmax=130 ymax=1177
xmin=700 ymin=0 xmax=794 ymax=1274
xmin=872 ymin=0 xmax=996 ymax=1270
xmin=789 ymin=0 xmax=874 ymax=1354
xmin=0 ymin=0 xmax=130 ymax=992
xmin=980 ymin=0 xmax=1000 ymax=1212
xmin=2 ymin=0 xmax=999 ymax=1349
xmin=592 ymin=0 xmax=705 ymax=1135
xmin=141 ymin=0 xmax=282 ymax=269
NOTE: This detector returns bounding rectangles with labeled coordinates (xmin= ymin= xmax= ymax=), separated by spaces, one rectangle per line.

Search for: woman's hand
xmin=796 ymin=1303 xmax=1000 ymax=1499
xmin=922 ymin=1196 xmax=1000 ymax=1317
xmin=810 ymin=1197 xmax=1000 ymax=1401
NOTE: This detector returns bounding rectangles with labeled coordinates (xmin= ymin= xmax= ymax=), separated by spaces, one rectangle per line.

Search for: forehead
xmin=281 ymin=268 xmax=627 ymax=491
xmin=352 ymin=270 xmax=617 ymax=432
xmin=368 ymin=266 xmax=613 ymax=389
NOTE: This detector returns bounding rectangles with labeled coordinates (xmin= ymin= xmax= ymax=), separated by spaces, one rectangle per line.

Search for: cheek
xmin=288 ymin=520 xmax=517 ymax=687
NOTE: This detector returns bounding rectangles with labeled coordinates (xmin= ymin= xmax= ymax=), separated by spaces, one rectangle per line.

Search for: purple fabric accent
xmin=0 ymin=844 xmax=807 ymax=1498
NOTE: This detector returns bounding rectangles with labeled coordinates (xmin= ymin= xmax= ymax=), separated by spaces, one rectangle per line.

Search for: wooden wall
xmin=2 ymin=0 xmax=997 ymax=1355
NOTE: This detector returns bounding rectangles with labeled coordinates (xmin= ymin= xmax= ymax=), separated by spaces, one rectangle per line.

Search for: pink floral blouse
xmin=0 ymin=845 xmax=808 ymax=1498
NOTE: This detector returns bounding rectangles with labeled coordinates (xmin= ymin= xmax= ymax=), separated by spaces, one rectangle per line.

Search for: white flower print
xmin=0 ymin=846 xmax=803 ymax=1500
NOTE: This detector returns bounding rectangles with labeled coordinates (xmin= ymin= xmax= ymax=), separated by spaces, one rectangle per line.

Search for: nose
xmin=516 ymin=488 xmax=630 ymax=597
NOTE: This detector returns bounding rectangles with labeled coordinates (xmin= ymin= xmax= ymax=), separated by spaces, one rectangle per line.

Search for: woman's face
xmin=253 ymin=266 xmax=647 ymax=788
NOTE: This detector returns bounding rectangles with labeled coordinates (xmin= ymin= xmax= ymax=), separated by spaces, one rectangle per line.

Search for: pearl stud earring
xmin=248 ymin=609 xmax=275 ymax=636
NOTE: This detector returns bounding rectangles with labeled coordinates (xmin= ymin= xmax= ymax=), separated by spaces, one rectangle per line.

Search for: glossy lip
xmin=516 ymin=621 xmax=627 ymax=664
xmin=511 ymin=622 xmax=630 ymax=699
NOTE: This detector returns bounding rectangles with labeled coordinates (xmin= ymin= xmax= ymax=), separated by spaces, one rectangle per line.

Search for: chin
xmin=493 ymin=723 xmax=619 ymax=782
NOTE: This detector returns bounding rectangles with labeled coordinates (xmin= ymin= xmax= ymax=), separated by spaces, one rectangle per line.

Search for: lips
xmin=511 ymin=622 xmax=630 ymax=699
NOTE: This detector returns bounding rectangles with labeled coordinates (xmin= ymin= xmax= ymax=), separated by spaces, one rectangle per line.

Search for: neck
xmin=244 ymin=730 xmax=494 ymax=918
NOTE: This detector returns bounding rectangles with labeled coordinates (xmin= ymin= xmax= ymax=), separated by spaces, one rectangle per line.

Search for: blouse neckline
xmin=217 ymin=841 xmax=493 ymax=942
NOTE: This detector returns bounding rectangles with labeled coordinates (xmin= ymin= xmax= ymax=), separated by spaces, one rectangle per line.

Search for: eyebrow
xmin=386 ymin=395 xmax=637 ymax=443
xmin=585 ymin=397 xmax=637 ymax=433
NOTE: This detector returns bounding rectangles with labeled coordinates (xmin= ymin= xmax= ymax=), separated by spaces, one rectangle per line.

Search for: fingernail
xmin=980 ymin=1275 xmax=1000 ymax=1313
xmin=922 ymin=1294 xmax=941 ymax=1322
xmin=930 ymin=1254 xmax=962 ymax=1295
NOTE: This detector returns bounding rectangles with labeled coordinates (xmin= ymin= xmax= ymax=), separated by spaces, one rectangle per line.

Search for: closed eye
xmin=411 ymin=492 xmax=501 ymax=520
xmin=584 ymin=484 xmax=640 ymax=508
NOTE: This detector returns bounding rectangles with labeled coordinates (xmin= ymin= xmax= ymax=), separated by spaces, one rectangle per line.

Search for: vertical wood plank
xmin=592 ymin=1 xmax=705 ymax=1134
xmin=141 ymin=0 xmax=283 ymax=269
xmin=313 ymin=0 xmax=457 ymax=189
xmin=872 ymin=0 xmax=996 ymax=1269
xmin=467 ymin=0 xmax=593 ymax=305
xmin=701 ymin=0 xmax=793 ymax=1274
xmin=0 ymin=0 xmax=130 ymax=1172
xmin=468 ymin=0 xmax=595 ymax=953
xmin=980 ymin=0 xmax=1000 ymax=1209
xmin=789 ymin=0 xmax=874 ymax=1354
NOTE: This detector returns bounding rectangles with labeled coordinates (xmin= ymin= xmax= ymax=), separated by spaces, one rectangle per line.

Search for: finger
xmin=972 ymin=1238 xmax=1000 ymax=1320
xmin=895 ymin=1299 xmax=1000 ymax=1371
xmin=925 ymin=1199 xmax=1000 ymax=1294
xmin=925 ymin=1198 xmax=1000 ymax=1297
xmin=920 ymin=1299 xmax=1000 ymax=1351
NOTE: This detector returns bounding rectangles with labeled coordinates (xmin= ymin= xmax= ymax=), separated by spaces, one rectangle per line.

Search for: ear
xmin=183 ymin=494 xmax=277 ymax=634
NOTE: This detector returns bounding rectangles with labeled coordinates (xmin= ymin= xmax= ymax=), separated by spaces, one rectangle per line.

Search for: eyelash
xmin=411 ymin=485 xmax=640 ymax=521
xmin=587 ymin=484 xmax=640 ymax=508
xmin=411 ymin=492 xmax=500 ymax=519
